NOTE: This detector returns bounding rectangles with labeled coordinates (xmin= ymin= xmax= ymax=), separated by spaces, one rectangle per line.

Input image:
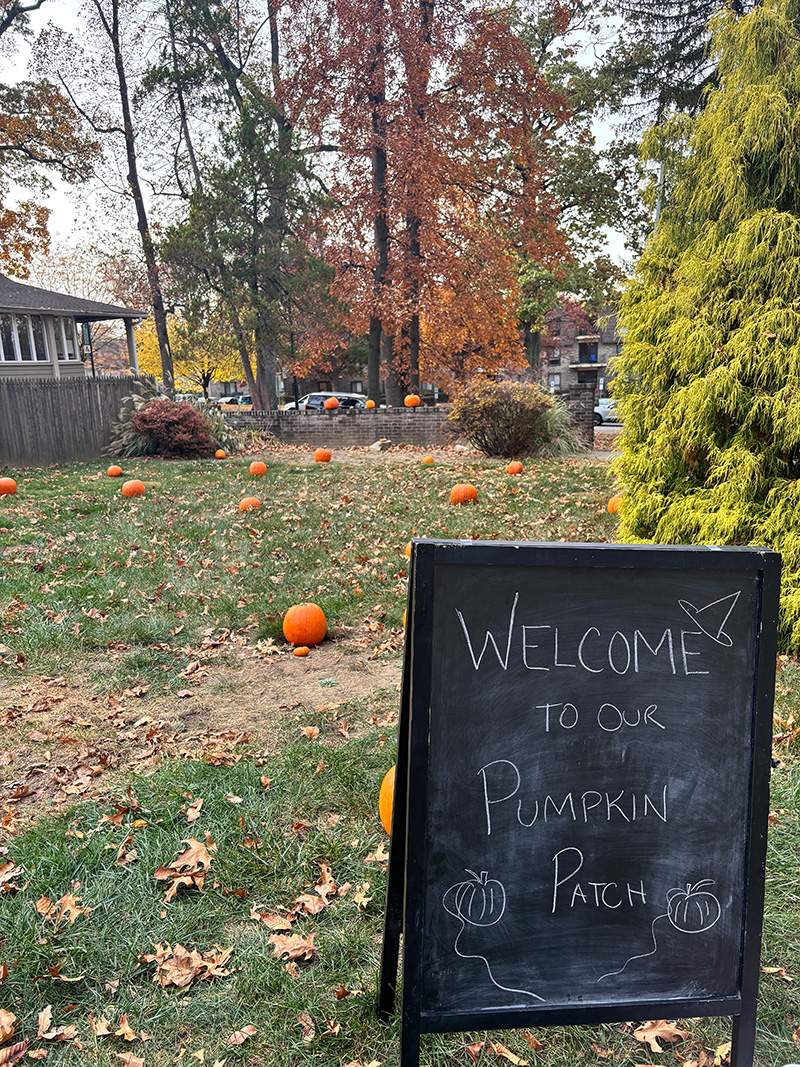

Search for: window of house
xmin=317 ymin=381 xmax=331 ymax=392
xmin=0 ymin=314 xmax=17 ymax=360
xmin=350 ymin=381 xmax=363 ymax=393
xmin=30 ymin=315 xmax=49 ymax=360
xmin=578 ymin=341 xmax=598 ymax=362
xmin=548 ymin=373 xmax=561 ymax=392
xmin=63 ymin=319 xmax=80 ymax=360
xmin=15 ymin=315 xmax=33 ymax=360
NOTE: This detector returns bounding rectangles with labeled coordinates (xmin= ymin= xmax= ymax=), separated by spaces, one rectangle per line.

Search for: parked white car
xmin=593 ymin=398 xmax=620 ymax=426
xmin=283 ymin=391 xmax=368 ymax=410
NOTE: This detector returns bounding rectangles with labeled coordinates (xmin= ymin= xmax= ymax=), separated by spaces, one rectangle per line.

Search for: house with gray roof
xmin=0 ymin=273 xmax=144 ymax=379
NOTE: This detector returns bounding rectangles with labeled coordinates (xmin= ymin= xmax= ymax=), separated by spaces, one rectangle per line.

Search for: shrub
xmin=446 ymin=379 xmax=584 ymax=458
xmin=131 ymin=400 xmax=215 ymax=458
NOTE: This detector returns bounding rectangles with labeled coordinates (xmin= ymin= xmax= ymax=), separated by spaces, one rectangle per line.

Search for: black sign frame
xmin=378 ymin=540 xmax=780 ymax=1067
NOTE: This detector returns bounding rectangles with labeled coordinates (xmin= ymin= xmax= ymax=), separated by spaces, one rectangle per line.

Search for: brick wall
xmin=226 ymin=407 xmax=452 ymax=447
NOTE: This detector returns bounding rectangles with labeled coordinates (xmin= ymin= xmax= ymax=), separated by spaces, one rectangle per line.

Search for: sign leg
xmin=731 ymin=1005 xmax=756 ymax=1067
xmin=377 ymin=610 xmax=412 ymax=1021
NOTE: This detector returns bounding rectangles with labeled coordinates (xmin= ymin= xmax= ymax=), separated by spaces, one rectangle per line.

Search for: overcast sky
xmin=3 ymin=0 xmax=631 ymax=266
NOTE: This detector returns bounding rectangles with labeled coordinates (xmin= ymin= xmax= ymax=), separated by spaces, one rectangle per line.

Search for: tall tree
xmin=613 ymin=0 xmax=800 ymax=650
xmin=288 ymin=0 xmax=571 ymax=393
xmin=35 ymin=0 xmax=175 ymax=392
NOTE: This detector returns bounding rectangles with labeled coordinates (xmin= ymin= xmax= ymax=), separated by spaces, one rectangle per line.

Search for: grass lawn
xmin=0 ymin=446 xmax=797 ymax=1066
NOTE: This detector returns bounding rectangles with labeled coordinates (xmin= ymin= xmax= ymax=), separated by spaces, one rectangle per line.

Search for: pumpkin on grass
xmin=0 ymin=477 xmax=17 ymax=496
xmin=379 ymin=765 xmax=395 ymax=834
xmin=238 ymin=496 xmax=261 ymax=512
xmin=121 ymin=479 xmax=145 ymax=497
xmin=106 ymin=465 xmax=123 ymax=477
xmin=249 ymin=460 xmax=267 ymax=476
xmin=314 ymin=448 xmax=332 ymax=463
xmin=507 ymin=461 xmax=523 ymax=475
xmin=607 ymin=494 xmax=622 ymax=514
xmin=422 ymin=456 xmax=434 ymax=465
xmin=450 ymin=483 xmax=478 ymax=505
xmin=283 ymin=602 xmax=327 ymax=647
xmin=215 ymin=449 xmax=226 ymax=459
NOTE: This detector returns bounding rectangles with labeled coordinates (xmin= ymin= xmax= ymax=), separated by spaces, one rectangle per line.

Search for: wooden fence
xmin=0 ymin=375 xmax=149 ymax=467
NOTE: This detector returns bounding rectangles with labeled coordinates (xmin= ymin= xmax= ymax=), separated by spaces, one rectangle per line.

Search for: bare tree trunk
xmin=367 ymin=0 xmax=389 ymax=404
xmin=92 ymin=0 xmax=174 ymax=395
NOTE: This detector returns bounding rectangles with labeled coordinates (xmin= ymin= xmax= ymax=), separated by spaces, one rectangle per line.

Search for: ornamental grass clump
xmin=612 ymin=0 xmax=800 ymax=652
xmin=446 ymin=379 xmax=584 ymax=458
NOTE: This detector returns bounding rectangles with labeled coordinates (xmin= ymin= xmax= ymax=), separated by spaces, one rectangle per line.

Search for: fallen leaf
xmin=114 ymin=1055 xmax=144 ymax=1067
xmin=89 ymin=1015 xmax=112 ymax=1036
xmin=465 ymin=1042 xmax=483 ymax=1064
xmin=35 ymin=894 xmax=91 ymax=925
xmin=226 ymin=1025 xmax=257 ymax=1046
xmin=249 ymin=905 xmax=292 ymax=930
xmin=589 ymin=1044 xmax=612 ymax=1059
xmin=225 ymin=794 xmax=242 ymax=804
xmin=353 ymin=882 xmax=372 ymax=909
xmin=300 ymin=726 xmax=319 ymax=739
xmin=139 ymin=943 xmax=233 ymax=988
xmin=36 ymin=1009 xmax=52 ymax=1040
xmin=523 ymin=1031 xmax=543 ymax=1052
xmin=320 ymin=1019 xmax=341 ymax=1037
xmin=633 ymin=1020 xmax=689 ymax=1053
xmin=186 ymin=798 xmax=203 ymax=823
xmin=762 ymin=966 xmax=794 ymax=982
xmin=268 ymin=932 xmax=315 ymax=961
xmin=0 ymin=1010 xmax=17 ymax=1043
xmin=295 ymin=893 xmax=326 ymax=915
xmin=296 ymin=1013 xmax=315 ymax=1043
xmin=714 ymin=1041 xmax=732 ymax=1065
xmin=489 ymin=1042 xmax=528 ymax=1065
xmin=0 ymin=1041 xmax=27 ymax=1066
xmin=39 ymin=1026 xmax=76 ymax=1042
xmin=26 ymin=1051 xmax=47 ymax=1060
xmin=114 ymin=1015 xmax=137 ymax=1042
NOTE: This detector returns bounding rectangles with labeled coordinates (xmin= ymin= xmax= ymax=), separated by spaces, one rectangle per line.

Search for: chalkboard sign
xmin=379 ymin=541 xmax=780 ymax=1067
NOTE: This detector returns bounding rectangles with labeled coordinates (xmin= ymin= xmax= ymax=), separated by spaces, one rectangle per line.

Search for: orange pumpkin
xmin=507 ymin=461 xmax=523 ymax=475
xmin=314 ymin=448 xmax=332 ymax=463
xmin=0 ymin=477 xmax=17 ymax=496
xmin=422 ymin=456 xmax=434 ymax=465
xmin=121 ymin=479 xmax=145 ymax=497
xmin=379 ymin=765 xmax=395 ymax=834
xmin=607 ymin=494 xmax=622 ymax=514
xmin=404 ymin=393 xmax=421 ymax=408
xmin=365 ymin=399 xmax=376 ymax=409
xmin=283 ymin=602 xmax=327 ymax=647
xmin=106 ymin=465 xmax=123 ymax=477
xmin=249 ymin=460 xmax=267 ymax=476
xmin=450 ymin=483 xmax=478 ymax=505
xmin=215 ymin=449 xmax=226 ymax=459
xmin=293 ymin=646 xmax=310 ymax=657
xmin=238 ymin=496 xmax=261 ymax=512
xmin=323 ymin=396 xmax=339 ymax=410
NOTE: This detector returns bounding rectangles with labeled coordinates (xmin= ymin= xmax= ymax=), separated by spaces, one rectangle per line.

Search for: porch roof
xmin=0 ymin=273 xmax=145 ymax=323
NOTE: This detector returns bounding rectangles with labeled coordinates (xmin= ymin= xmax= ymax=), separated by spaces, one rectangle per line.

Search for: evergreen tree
xmin=608 ymin=0 xmax=755 ymax=122
xmin=613 ymin=0 xmax=800 ymax=650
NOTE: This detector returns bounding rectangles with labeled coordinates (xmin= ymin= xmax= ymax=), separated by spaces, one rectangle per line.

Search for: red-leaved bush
xmin=131 ymin=401 xmax=215 ymax=458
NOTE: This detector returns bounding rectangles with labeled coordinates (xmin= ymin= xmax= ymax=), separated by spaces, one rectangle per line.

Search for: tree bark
xmin=368 ymin=0 xmax=389 ymax=404
xmin=93 ymin=0 xmax=174 ymax=395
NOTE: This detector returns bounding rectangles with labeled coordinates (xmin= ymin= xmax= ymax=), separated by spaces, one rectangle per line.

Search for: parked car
xmin=593 ymin=398 xmax=620 ymax=426
xmin=283 ymin=391 xmax=368 ymax=411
